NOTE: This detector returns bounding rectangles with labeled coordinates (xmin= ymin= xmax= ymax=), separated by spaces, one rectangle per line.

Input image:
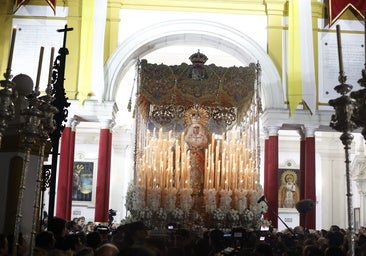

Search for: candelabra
xmin=48 ymin=25 xmax=72 ymax=219
xmin=29 ymin=48 xmax=59 ymax=254
xmin=12 ymin=88 xmax=43 ymax=256
xmin=329 ymin=25 xmax=357 ymax=256
xmin=0 ymin=28 xmax=18 ymax=145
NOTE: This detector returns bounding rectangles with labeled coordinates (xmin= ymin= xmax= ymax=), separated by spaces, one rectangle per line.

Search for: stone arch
xmin=104 ymin=19 xmax=284 ymax=109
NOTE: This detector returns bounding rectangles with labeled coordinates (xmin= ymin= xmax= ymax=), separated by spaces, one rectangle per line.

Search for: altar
xmin=278 ymin=208 xmax=299 ymax=232
xmin=123 ymin=51 xmax=269 ymax=230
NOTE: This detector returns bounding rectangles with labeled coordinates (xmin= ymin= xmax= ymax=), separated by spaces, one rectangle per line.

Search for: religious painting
xmin=72 ymin=161 xmax=94 ymax=202
xmin=278 ymin=169 xmax=300 ymax=208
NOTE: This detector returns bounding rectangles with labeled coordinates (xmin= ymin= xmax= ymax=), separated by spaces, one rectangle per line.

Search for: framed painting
xmin=278 ymin=169 xmax=300 ymax=209
xmin=72 ymin=161 xmax=95 ymax=206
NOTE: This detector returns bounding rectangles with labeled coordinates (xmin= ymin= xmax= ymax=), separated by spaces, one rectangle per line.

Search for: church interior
xmin=1 ymin=0 xmax=366 ymax=255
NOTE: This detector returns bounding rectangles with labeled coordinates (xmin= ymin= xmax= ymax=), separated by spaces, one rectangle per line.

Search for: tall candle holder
xmin=328 ymin=25 xmax=357 ymax=256
xmin=0 ymin=27 xmax=18 ymax=145
xmin=13 ymin=88 xmax=43 ymax=256
xmin=48 ymin=25 xmax=72 ymax=219
xmin=29 ymin=47 xmax=59 ymax=254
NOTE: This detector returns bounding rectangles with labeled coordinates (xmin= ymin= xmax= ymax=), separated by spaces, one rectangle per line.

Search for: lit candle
xmin=35 ymin=47 xmax=44 ymax=93
xmin=7 ymin=27 xmax=17 ymax=71
xmin=336 ymin=25 xmax=344 ymax=74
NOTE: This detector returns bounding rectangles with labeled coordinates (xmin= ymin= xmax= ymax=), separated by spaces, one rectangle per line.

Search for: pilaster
xmin=105 ymin=0 xmax=122 ymax=63
xmin=351 ymin=155 xmax=366 ymax=227
xmin=264 ymin=0 xmax=286 ymax=78
xmin=0 ymin=0 xmax=13 ymax=74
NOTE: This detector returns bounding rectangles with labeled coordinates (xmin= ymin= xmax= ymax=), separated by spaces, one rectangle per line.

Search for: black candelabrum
xmin=329 ymin=24 xmax=366 ymax=256
xmin=47 ymin=25 xmax=72 ymax=219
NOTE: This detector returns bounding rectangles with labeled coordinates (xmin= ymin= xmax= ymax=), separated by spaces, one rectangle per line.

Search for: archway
xmin=104 ymin=19 xmax=283 ymax=110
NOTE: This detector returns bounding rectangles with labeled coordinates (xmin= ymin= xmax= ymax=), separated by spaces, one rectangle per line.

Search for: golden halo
xmin=183 ymin=104 xmax=209 ymax=126
xmin=281 ymin=170 xmax=297 ymax=184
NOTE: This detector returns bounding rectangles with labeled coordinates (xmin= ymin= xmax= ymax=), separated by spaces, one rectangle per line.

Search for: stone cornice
xmin=261 ymin=108 xmax=334 ymax=132
xmin=121 ymin=0 xmax=266 ymax=14
xmin=67 ymin=99 xmax=118 ymax=125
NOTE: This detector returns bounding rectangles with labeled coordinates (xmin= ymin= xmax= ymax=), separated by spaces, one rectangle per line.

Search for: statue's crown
xmin=189 ymin=50 xmax=208 ymax=65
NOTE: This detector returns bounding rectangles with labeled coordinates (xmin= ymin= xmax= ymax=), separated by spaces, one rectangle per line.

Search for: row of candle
xmin=138 ymin=129 xmax=192 ymax=190
xmin=204 ymin=129 xmax=257 ymax=191
xmin=137 ymin=128 xmax=258 ymax=191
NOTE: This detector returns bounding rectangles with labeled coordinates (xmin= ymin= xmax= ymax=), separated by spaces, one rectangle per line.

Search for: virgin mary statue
xmin=183 ymin=105 xmax=211 ymax=214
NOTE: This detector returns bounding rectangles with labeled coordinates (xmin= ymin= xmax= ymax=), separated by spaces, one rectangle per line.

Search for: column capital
xmin=71 ymin=119 xmax=80 ymax=131
xmin=301 ymin=125 xmax=318 ymax=138
xmin=265 ymin=126 xmax=280 ymax=136
xmin=99 ymin=119 xmax=115 ymax=130
xmin=263 ymin=0 xmax=287 ymax=15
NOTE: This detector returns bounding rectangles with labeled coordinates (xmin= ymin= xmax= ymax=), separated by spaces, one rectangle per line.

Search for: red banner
xmin=13 ymin=0 xmax=56 ymax=14
xmin=329 ymin=0 xmax=366 ymax=26
xmin=46 ymin=0 xmax=56 ymax=15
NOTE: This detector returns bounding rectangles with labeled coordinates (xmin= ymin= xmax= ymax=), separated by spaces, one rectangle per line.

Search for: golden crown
xmin=184 ymin=105 xmax=209 ymax=126
xmin=189 ymin=50 xmax=208 ymax=65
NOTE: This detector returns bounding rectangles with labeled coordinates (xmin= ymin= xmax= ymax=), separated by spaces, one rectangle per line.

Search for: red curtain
xmin=329 ymin=0 xmax=366 ymax=26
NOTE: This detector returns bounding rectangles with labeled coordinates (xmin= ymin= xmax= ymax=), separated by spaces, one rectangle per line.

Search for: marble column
xmin=94 ymin=120 xmax=113 ymax=223
xmin=265 ymin=126 xmax=280 ymax=228
xmin=303 ymin=126 xmax=317 ymax=229
xmin=55 ymin=118 xmax=78 ymax=219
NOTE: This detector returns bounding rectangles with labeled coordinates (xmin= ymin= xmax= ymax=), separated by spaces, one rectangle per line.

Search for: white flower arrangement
xmin=171 ymin=208 xmax=184 ymax=221
xmin=253 ymin=201 xmax=268 ymax=215
xmin=212 ymin=208 xmax=226 ymax=221
xmin=120 ymin=214 xmax=138 ymax=225
xmin=259 ymin=218 xmax=272 ymax=228
xmin=248 ymin=190 xmax=260 ymax=209
xmin=156 ymin=208 xmax=167 ymax=221
xmin=139 ymin=207 xmax=153 ymax=221
xmin=227 ymin=209 xmax=239 ymax=222
xmin=165 ymin=188 xmax=177 ymax=213
xmin=241 ymin=208 xmax=254 ymax=222
xmin=219 ymin=189 xmax=232 ymax=211
xmin=204 ymin=188 xmax=217 ymax=212
xmin=233 ymin=189 xmax=247 ymax=214
xmin=125 ymin=183 xmax=145 ymax=213
xmin=147 ymin=187 xmax=162 ymax=211
xmin=180 ymin=188 xmax=193 ymax=213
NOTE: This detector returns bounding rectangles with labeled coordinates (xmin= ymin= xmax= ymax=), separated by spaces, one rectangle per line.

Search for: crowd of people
xmin=1 ymin=217 xmax=366 ymax=256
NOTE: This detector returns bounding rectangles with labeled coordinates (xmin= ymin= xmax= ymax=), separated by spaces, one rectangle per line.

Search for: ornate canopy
xmin=138 ymin=51 xmax=257 ymax=131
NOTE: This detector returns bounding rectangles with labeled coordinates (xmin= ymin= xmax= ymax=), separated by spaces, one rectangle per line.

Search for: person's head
xmin=125 ymin=221 xmax=149 ymax=244
xmin=324 ymin=246 xmax=343 ymax=256
xmin=326 ymin=231 xmax=344 ymax=248
xmin=48 ymin=217 xmax=67 ymax=238
xmin=76 ymin=246 xmax=94 ymax=256
xmin=94 ymin=225 xmax=110 ymax=242
xmin=66 ymin=221 xmax=79 ymax=234
xmin=95 ymin=243 xmax=119 ymax=256
xmin=110 ymin=224 xmax=127 ymax=250
xmin=64 ymin=233 xmax=83 ymax=251
xmin=252 ymin=242 xmax=273 ymax=256
xmin=35 ymin=231 xmax=55 ymax=250
xmin=77 ymin=217 xmax=86 ymax=227
xmin=86 ymin=231 xmax=102 ymax=250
